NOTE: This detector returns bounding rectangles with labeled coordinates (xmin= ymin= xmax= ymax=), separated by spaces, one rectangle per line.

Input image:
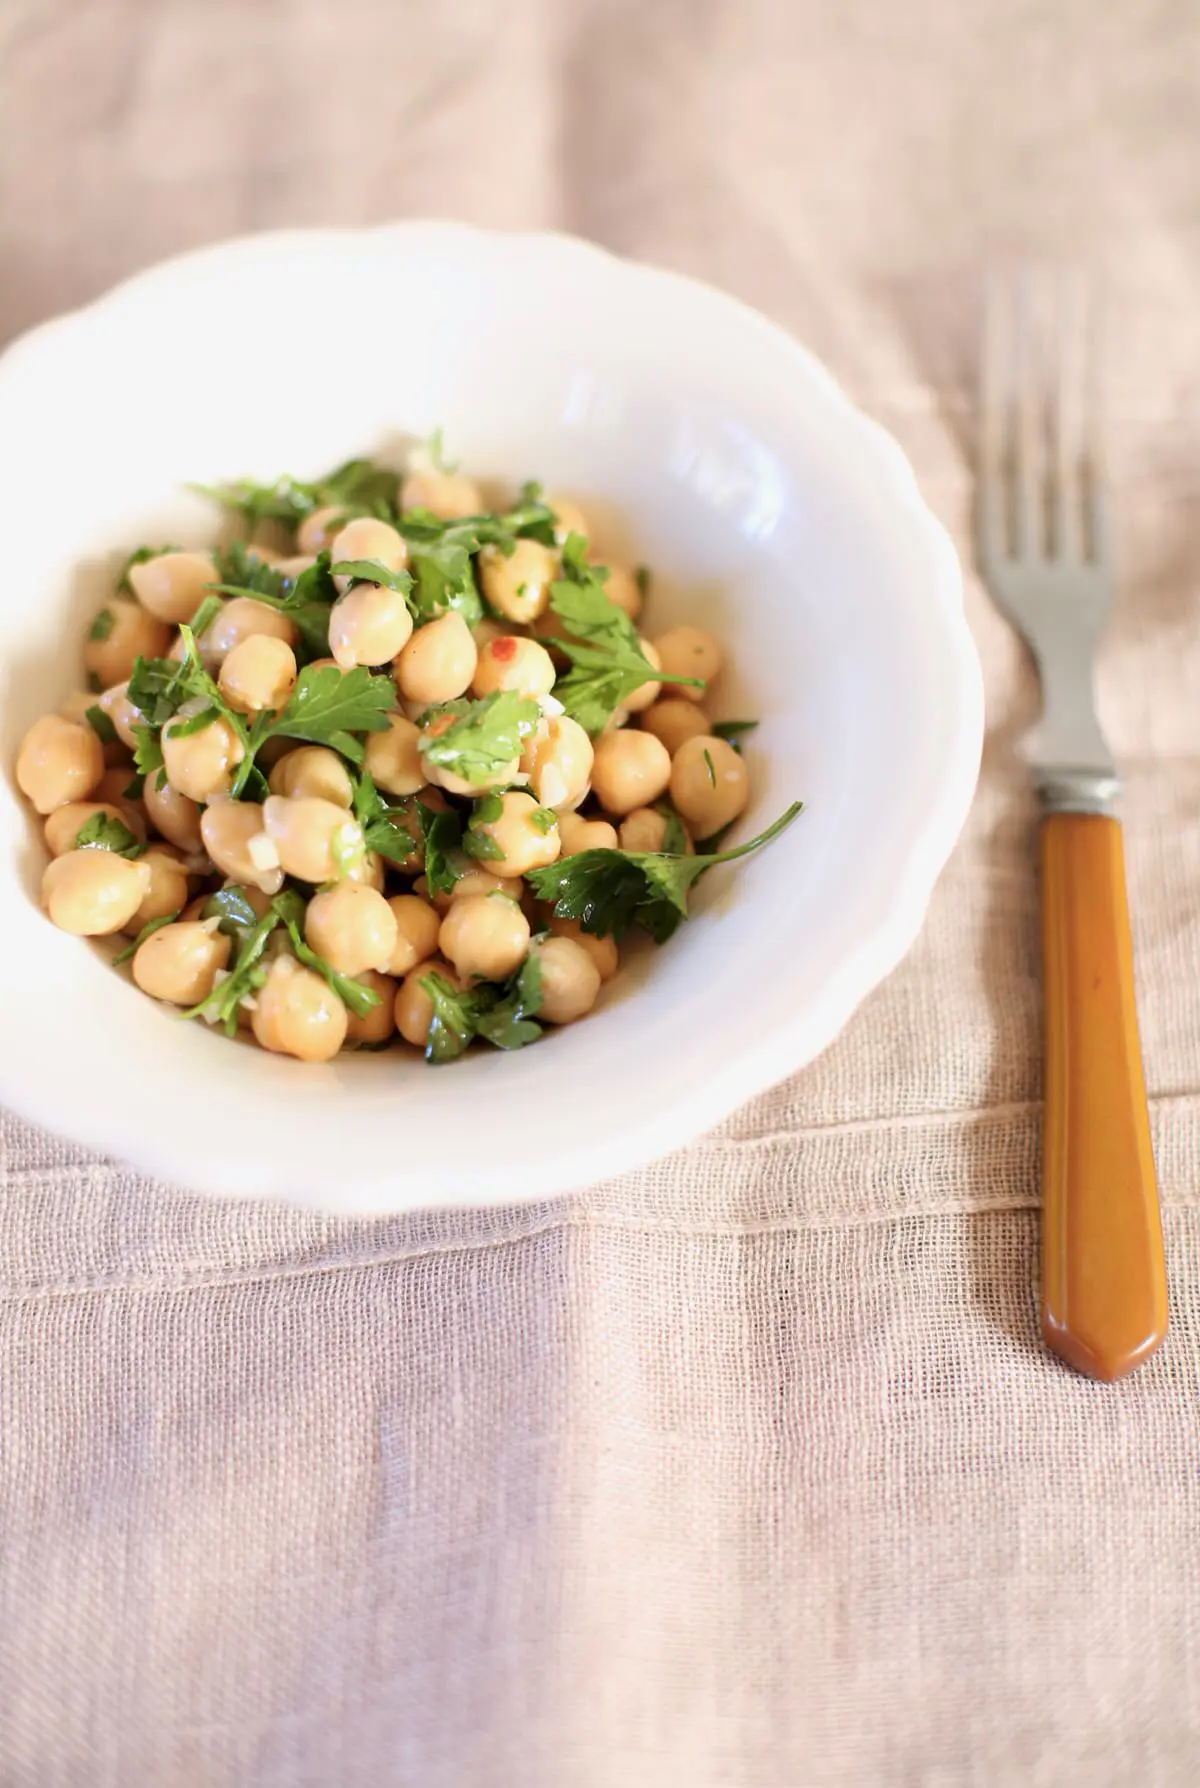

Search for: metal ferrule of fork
xmin=1037 ymin=766 xmax=1121 ymax=816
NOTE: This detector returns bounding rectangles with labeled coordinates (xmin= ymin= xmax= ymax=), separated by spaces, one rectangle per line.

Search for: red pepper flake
xmin=491 ymin=636 xmax=518 ymax=662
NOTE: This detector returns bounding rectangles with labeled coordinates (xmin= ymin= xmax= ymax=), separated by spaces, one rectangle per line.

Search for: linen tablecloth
xmin=3 ymin=3 xmax=1199 ymax=1783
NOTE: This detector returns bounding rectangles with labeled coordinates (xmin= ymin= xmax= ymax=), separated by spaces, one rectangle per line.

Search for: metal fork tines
xmin=980 ymin=275 xmax=1118 ymax=815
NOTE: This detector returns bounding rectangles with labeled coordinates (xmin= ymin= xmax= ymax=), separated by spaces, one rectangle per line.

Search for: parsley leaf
xmin=396 ymin=490 xmax=556 ymax=624
xmin=462 ymin=791 xmax=506 ymax=862
xmin=265 ymin=663 xmax=394 ymax=764
xmin=73 ymin=812 xmax=143 ymax=857
xmin=271 ymin=890 xmax=381 ymax=1019
xmin=418 ymin=692 xmax=540 ymax=786
xmin=351 ymin=771 xmax=423 ymax=868
xmin=329 ymin=558 xmax=414 ymax=605
xmin=186 ymin=888 xmax=382 ymax=1034
xmin=84 ymin=704 xmax=117 ymax=745
xmin=418 ymin=954 xmax=543 ymax=1063
xmin=702 ymin=748 xmax=717 ymax=787
xmin=525 ymin=801 xmax=803 ymax=942
xmin=654 ymin=802 xmax=689 ymax=856
xmin=112 ymin=909 xmax=181 ymax=965
xmin=202 ymin=886 xmax=263 ymax=938
xmin=191 ymin=457 xmax=400 ymax=529
xmin=549 ymin=534 xmax=703 ymax=733
xmin=474 ymin=954 xmax=543 ymax=1051
xmin=208 ymin=547 xmax=339 ymax=659
xmin=184 ymin=899 xmax=281 ymax=1035
xmin=711 ymin=720 xmax=758 ymax=753
xmin=88 ymin=608 xmax=115 ymax=642
xmin=418 ymin=802 xmax=465 ymax=898
xmin=420 ymin=972 xmax=478 ymax=1063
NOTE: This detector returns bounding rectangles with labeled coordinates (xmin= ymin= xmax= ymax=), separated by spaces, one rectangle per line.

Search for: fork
xmin=979 ymin=274 xmax=1167 ymax=1380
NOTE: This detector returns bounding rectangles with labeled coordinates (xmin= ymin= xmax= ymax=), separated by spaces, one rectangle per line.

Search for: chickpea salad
xmin=14 ymin=444 xmax=800 ymax=1063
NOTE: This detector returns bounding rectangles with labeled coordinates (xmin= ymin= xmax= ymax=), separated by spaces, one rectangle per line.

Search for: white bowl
xmin=0 ymin=224 xmax=981 ymax=1212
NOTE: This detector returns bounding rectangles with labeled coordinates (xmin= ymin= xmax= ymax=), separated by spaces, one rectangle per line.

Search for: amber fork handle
xmin=1040 ymin=811 xmax=1167 ymax=1378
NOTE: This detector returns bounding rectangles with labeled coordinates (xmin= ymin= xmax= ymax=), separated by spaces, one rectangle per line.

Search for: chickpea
xmin=395 ymin=611 xmax=477 ymax=705
xmin=545 ymin=493 xmax=589 ymax=544
xmin=623 ymin=639 xmax=662 ymax=713
xmin=471 ymin=617 xmax=509 ymax=653
xmin=296 ymin=504 xmax=344 ymax=555
xmin=478 ymin=539 xmax=558 ymax=624
xmin=304 ymin=883 xmax=398 ymax=976
xmin=363 ymin=713 xmax=424 ymax=797
xmin=126 ymin=551 xmax=217 ymax=625
xmin=533 ymin=936 xmax=602 ymax=1024
xmin=345 ymin=971 xmax=397 ymax=1045
xmin=200 ymin=800 xmax=283 ymax=892
xmin=84 ymin=597 xmax=171 ymax=688
xmin=394 ymin=957 xmax=464 ymax=1049
xmin=16 ymin=714 xmax=105 ymax=814
xmin=547 ymin=914 xmax=619 ymax=982
xmin=602 ymin=565 xmax=643 ymax=622
xmin=468 ymin=791 xmax=560 ymax=878
xmin=652 ymin=624 xmax=721 ymax=703
xmin=143 ymin=771 xmax=203 ymax=853
xmin=276 ymin=554 xmax=317 ymax=580
xmin=329 ymin=517 xmax=407 ymax=593
xmin=42 ymin=850 xmax=151 ymax=936
xmin=386 ymin=893 xmax=442 ymax=976
xmin=45 ymin=800 xmax=145 ymax=857
xmin=471 ymin=634 xmax=556 ymax=699
xmin=557 ymin=811 xmax=618 ymax=855
xmin=618 ymin=808 xmax=669 ymax=854
xmin=400 ymin=467 xmax=483 ymax=520
xmin=200 ymin=597 xmax=297 ymax=668
xmin=343 ymin=849 xmax=385 ymax=891
xmin=520 ymin=715 xmax=593 ymax=812
xmin=590 ymin=729 xmax=671 ymax=815
xmin=251 ymin=955 xmax=348 ymax=1062
xmin=131 ymin=920 xmax=231 ymax=1005
xmin=639 ymin=699 xmax=712 ymax=754
xmin=669 ymin=735 xmax=749 ymax=837
xmin=96 ymin=681 xmax=144 ymax=750
xmin=416 ymin=867 xmax=516 ymax=917
xmin=439 ymin=894 xmax=530 ymax=982
xmin=218 ymin=636 xmax=297 ymax=713
xmin=329 ymin=582 xmax=414 ymax=669
xmin=267 ymin=745 xmax=354 ymax=808
xmin=262 ymin=795 xmax=365 ymax=883
xmin=420 ymin=711 xmax=519 ymax=797
xmin=161 ymin=709 xmax=244 ymax=803
xmin=128 ymin=845 xmax=191 ymax=930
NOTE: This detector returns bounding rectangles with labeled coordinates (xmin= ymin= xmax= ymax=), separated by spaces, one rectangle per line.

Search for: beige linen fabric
xmin=3 ymin=2 xmax=1200 ymax=1783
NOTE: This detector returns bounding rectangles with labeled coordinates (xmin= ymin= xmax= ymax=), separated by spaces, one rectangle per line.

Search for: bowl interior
xmin=0 ymin=227 xmax=978 ymax=1207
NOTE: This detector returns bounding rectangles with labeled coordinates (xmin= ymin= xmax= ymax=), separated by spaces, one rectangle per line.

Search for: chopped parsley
xmin=711 ymin=719 xmax=758 ymax=753
xmin=548 ymin=534 xmax=703 ymax=733
xmin=462 ymin=792 xmax=506 ymax=862
xmin=88 ymin=609 xmax=115 ymax=642
xmin=191 ymin=457 xmax=399 ymax=529
xmin=419 ymin=954 xmax=543 ymax=1063
xmin=703 ymin=748 xmax=717 ymax=787
xmin=526 ymin=801 xmax=803 ymax=942
xmin=83 ymin=704 xmax=117 ymax=745
xmin=418 ymin=802 xmax=466 ymax=897
xmin=112 ymin=909 xmax=181 ymax=965
xmin=207 ymin=546 xmax=339 ymax=659
xmin=417 ymin=692 xmax=540 ymax=786
xmin=72 ymin=812 xmax=143 ymax=858
xmin=185 ymin=888 xmax=381 ymax=1034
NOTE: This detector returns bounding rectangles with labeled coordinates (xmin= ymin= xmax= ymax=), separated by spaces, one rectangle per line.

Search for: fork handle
xmin=1039 ymin=812 xmax=1167 ymax=1379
